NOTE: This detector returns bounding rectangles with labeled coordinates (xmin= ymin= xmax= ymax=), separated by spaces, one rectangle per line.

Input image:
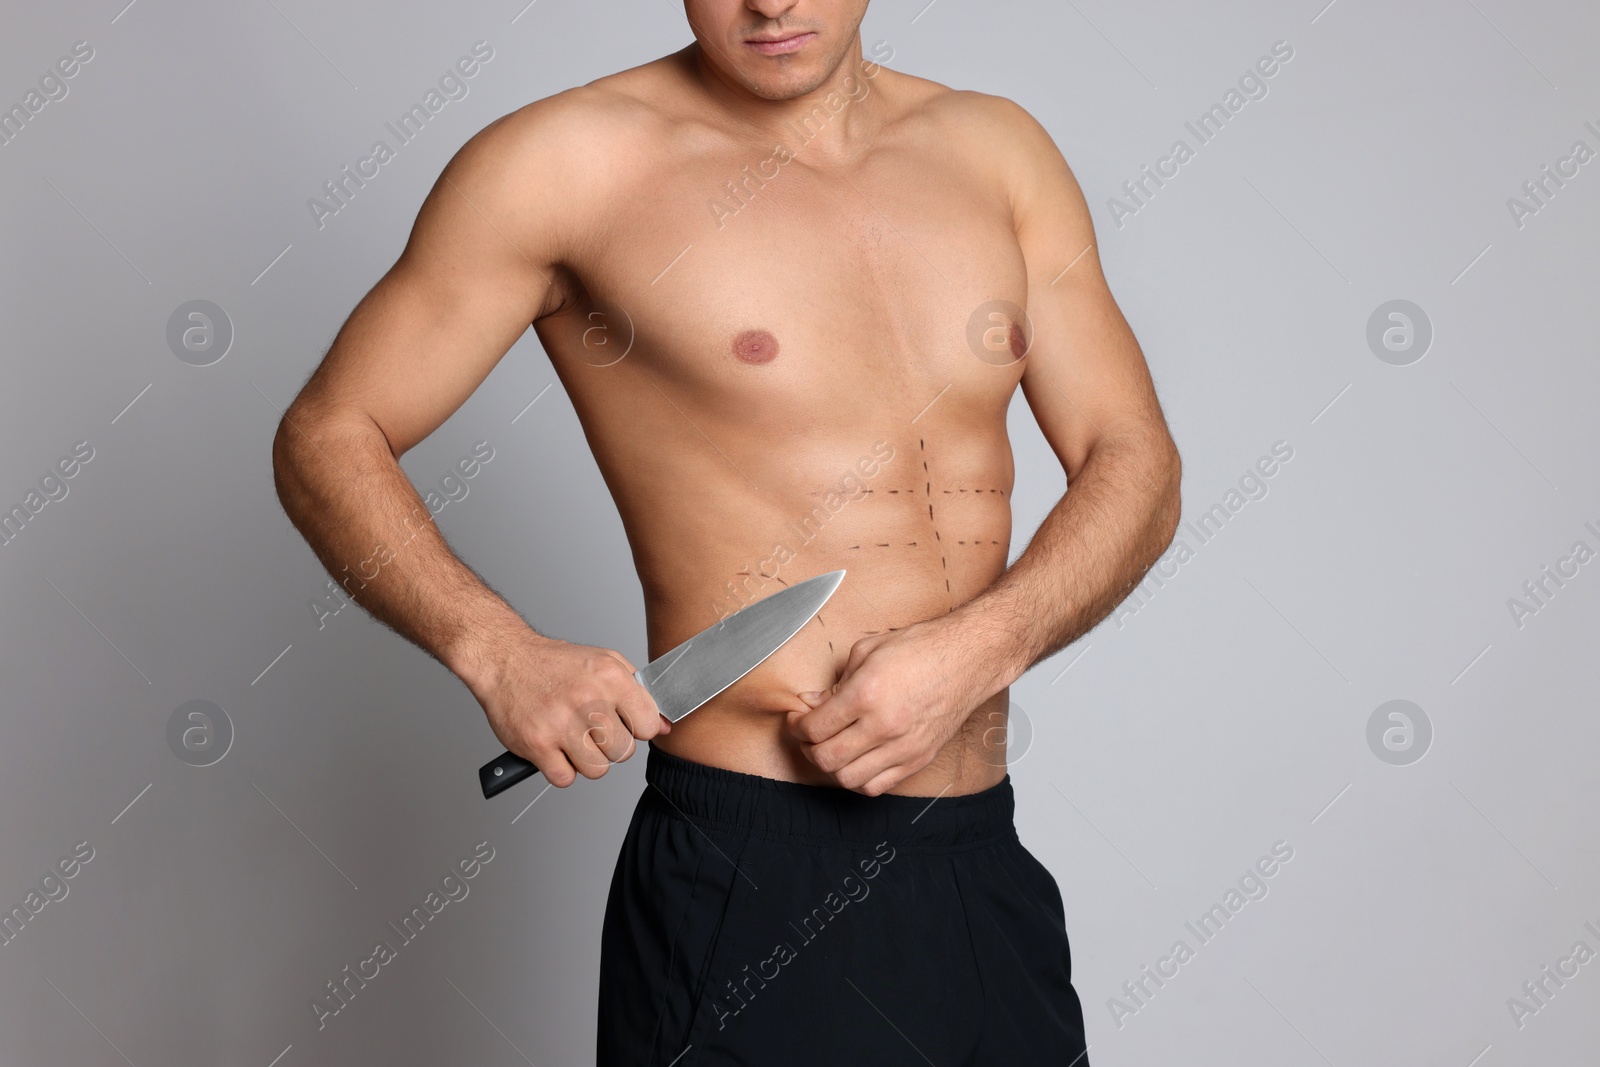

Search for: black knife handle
xmin=480 ymin=750 xmax=539 ymax=799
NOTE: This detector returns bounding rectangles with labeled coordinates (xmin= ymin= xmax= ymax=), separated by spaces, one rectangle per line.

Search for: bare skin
xmin=272 ymin=0 xmax=1181 ymax=799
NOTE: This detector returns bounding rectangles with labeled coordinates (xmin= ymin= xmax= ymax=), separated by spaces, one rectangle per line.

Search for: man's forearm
xmin=271 ymin=408 xmax=530 ymax=690
xmin=948 ymin=429 xmax=1181 ymax=695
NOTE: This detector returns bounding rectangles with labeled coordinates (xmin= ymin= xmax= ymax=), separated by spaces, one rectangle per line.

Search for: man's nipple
xmin=732 ymin=329 xmax=780 ymax=365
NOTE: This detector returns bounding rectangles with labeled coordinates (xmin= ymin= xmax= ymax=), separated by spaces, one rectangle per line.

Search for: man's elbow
xmin=272 ymin=401 xmax=390 ymax=511
xmin=271 ymin=407 xmax=311 ymax=519
xmin=1152 ymin=434 xmax=1182 ymax=547
xmin=270 ymin=397 xmax=338 ymax=517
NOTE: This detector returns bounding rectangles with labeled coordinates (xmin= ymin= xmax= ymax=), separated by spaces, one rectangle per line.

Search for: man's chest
xmin=549 ymin=140 xmax=1033 ymax=423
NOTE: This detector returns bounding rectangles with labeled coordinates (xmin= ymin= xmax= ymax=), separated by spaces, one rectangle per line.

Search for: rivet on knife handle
xmin=480 ymin=751 xmax=538 ymax=799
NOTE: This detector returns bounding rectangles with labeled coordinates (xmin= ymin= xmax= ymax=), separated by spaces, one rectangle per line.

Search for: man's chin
xmin=742 ymin=69 xmax=834 ymax=102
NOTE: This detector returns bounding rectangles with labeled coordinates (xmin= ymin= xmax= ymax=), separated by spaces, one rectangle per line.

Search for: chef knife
xmin=479 ymin=569 xmax=845 ymax=798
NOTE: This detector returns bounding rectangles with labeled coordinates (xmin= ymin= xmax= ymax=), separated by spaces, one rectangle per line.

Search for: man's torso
xmin=523 ymin=51 xmax=1032 ymax=795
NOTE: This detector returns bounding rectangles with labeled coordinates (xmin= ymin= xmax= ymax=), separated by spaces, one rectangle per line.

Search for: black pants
xmin=597 ymin=745 xmax=1090 ymax=1065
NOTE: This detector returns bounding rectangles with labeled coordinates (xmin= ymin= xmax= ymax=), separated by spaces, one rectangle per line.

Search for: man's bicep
xmin=1006 ymin=105 xmax=1167 ymax=480
xmin=1017 ymin=247 xmax=1158 ymax=481
xmin=296 ymin=119 xmax=563 ymax=457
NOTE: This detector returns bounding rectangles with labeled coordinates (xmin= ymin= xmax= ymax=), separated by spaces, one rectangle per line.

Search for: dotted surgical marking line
xmin=844 ymin=539 xmax=1000 ymax=548
xmin=920 ymin=437 xmax=953 ymax=604
xmin=851 ymin=488 xmax=1005 ymax=495
xmin=811 ymin=605 xmax=832 ymax=661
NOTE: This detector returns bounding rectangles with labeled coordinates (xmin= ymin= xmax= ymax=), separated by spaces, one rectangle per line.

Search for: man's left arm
xmin=966 ymin=95 xmax=1184 ymax=683
xmin=790 ymin=97 xmax=1182 ymax=795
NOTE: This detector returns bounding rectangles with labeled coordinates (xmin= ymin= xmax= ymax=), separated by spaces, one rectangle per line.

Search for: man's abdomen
xmin=636 ymin=426 xmax=1016 ymax=795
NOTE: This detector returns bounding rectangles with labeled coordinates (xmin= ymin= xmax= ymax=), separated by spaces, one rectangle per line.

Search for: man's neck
xmin=678 ymin=38 xmax=884 ymax=160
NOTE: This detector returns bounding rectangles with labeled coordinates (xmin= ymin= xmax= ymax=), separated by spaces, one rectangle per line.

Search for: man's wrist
xmin=926 ymin=603 xmax=1030 ymax=703
xmin=440 ymin=598 xmax=547 ymax=695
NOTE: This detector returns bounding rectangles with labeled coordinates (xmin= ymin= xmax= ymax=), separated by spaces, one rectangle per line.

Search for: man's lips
xmin=745 ymin=32 xmax=815 ymax=56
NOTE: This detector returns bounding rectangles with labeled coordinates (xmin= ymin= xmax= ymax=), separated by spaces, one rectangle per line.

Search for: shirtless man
xmin=273 ymin=1 xmax=1180 ymax=1062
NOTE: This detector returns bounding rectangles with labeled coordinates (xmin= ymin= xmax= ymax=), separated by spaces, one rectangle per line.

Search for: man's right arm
xmin=271 ymin=96 xmax=664 ymax=786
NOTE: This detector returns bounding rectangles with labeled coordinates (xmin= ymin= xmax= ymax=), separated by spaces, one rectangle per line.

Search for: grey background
xmin=2 ymin=0 xmax=1596 ymax=1063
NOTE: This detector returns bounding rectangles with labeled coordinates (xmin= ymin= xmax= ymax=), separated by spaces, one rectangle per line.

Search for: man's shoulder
xmin=906 ymin=80 xmax=1027 ymax=124
xmin=887 ymin=80 xmax=1071 ymax=224
xmin=467 ymin=75 xmax=672 ymax=172
xmin=435 ymin=65 xmax=680 ymax=250
xmin=905 ymin=83 xmax=1058 ymax=164
xmin=868 ymin=73 xmax=1057 ymax=181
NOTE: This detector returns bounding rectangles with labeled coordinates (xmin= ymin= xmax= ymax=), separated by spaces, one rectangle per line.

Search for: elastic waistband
xmin=642 ymin=744 xmax=1016 ymax=852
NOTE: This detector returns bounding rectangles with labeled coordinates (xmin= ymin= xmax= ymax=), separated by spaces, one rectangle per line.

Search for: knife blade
xmin=479 ymin=569 xmax=845 ymax=798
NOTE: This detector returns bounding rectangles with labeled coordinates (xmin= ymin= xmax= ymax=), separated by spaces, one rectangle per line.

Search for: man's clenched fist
xmin=471 ymin=632 xmax=669 ymax=787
